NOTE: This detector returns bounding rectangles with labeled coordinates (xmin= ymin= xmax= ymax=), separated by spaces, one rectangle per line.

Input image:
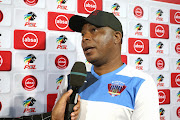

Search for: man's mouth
xmin=83 ymin=47 xmax=95 ymax=54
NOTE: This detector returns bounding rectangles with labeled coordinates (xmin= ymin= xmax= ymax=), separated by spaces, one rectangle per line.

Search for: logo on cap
xmin=23 ymin=97 xmax=36 ymax=113
xmin=22 ymin=33 xmax=38 ymax=48
xmin=56 ymin=75 xmax=64 ymax=90
xmin=24 ymin=0 xmax=38 ymax=6
xmin=0 ymin=10 xmax=3 ymax=23
xmin=174 ymin=12 xmax=180 ymax=23
xmin=24 ymin=54 xmax=37 ymax=69
xmin=111 ymin=3 xmax=120 ymax=16
xmin=155 ymin=25 xmax=165 ymax=37
xmin=158 ymin=91 xmax=166 ymax=103
xmin=175 ymin=43 xmax=180 ymax=54
xmin=55 ymin=55 xmax=69 ymax=69
xmin=156 ymin=9 xmax=163 ymax=21
xmin=55 ymin=15 xmax=69 ymax=30
xmin=176 ymin=59 xmax=180 ymax=70
xmin=57 ymin=0 xmax=68 ymax=10
xmin=24 ymin=12 xmax=37 ymax=27
xmin=156 ymin=42 xmax=164 ymax=54
xmin=0 ymin=101 xmax=2 ymax=112
xmin=177 ymin=107 xmax=180 ymax=118
xmin=133 ymin=40 xmax=144 ymax=53
xmin=135 ymin=23 xmax=143 ymax=36
xmin=22 ymin=75 xmax=38 ymax=91
xmin=84 ymin=0 xmax=97 ymax=13
xmin=134 ymin=6 xmax=143 ymax=18
xmin=108 ymin=81 xmax=126 ymax=97
xmin=56 ymin=35 xmax=68 ymax=49
xmin=0 ymin=55 xmax=3 ymax=67
xmin=176 ymin=28 xmax=180 ymax=39
xmin=156 ymin=58 xmax=165 ymax=70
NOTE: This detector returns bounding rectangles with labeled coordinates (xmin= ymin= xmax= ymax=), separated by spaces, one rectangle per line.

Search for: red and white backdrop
xmin=0 ymin=0 xmax=180 ymax=119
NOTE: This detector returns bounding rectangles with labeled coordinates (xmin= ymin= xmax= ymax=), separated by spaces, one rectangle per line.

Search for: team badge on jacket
xmin=108 ymin=81 xmax=126 ymax=97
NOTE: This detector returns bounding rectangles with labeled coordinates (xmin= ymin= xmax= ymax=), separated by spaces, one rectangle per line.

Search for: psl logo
xmin=111 ymin=3 xmax=120 ymax=16
xmin=56 ymin=35 xmax=68 ymax=49
xmin=177 ymin=91 xmax=180 ymax=102
xmin=57 ymin=0 xmax=68 ymax=10
xmin=176 ymin=28 xmax=180 ymax=39
xmin=176 ymin=59 xmax=180 ymax=70
xmin=156 ymin=42 xmax=164 ymax=54
xmin=135 ymin=57 xmax=143 ymax=70
xmin=0 ymin=55 xmax=3 ymax=67
xmin=24 ymin=12 xmax=37 ymax=27
xmin=159 ymin=108 xmax=165 ymax=120
xmin=24 ymin=54 xmax=37 ymax=69
xmin=135 ymin=23 xmax=143 ymax=36
xmin=56 ymin=75 xmax=64 ymax=90
xmin=108 ymin=81 xmax=126 ymax=97
xmin=156 ymin=9 xmax=163 ymax=21
xmin=157 ymin=74 xmax=164 ymax=87
xmin=23 ymin=97 xmax=36 ymax=113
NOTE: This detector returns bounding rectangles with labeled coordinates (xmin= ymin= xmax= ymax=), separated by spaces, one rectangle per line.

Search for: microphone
xmin=65 ymin=61 xmax=87 ymax=120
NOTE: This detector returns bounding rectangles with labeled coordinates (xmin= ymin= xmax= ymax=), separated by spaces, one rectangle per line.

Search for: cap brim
xmin=69 ymin=15 xmax=88 ymax=32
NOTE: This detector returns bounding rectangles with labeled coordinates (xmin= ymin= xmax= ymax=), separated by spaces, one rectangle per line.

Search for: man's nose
xmin=82 ymin=32 xmax=91 ymax=42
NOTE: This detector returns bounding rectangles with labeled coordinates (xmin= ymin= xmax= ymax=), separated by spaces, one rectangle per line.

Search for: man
xmin=56 ymin=10 xmax=160 ymax=120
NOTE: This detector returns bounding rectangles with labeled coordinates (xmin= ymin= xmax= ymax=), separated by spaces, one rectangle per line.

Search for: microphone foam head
xmin=70 ymin=62 xmax=87 ymax=87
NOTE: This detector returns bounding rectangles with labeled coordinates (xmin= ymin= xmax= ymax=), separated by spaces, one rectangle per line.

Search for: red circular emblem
xmin=155 ymin=25 xmax=165 ymax=37
xmin=0 ymin=10 xmax=3 ymax=23
xmin=22 ymin=75 xmax=38 ymax=91
xmin=0 ymin=55 xmax=3 ymax=67
xmin=24 ymin=0 xmax=38 ymax=6
xmin=174 ymin=12 xmax=180 ymax=23
xmin=158 ymin=91 xmax=166 ymax=104
xmin=84 ymin=0 xmax=97 ymax=13
xmin=134 ymin=6 xmax=143 ymax=18
xmin=55 ymin=15 xmax=69 ymax=30
xmin=55 ymin=55 xmax=69 ymax=69
xmin=156 ymin=58 xmax=165 ymax=70
xmin=22 ymin=32 xmax=38 ymax=48
xmin=0 ymin=102 xmax=2 ymax=112
xmin=177 ymin=107 xmax=180 ymax=118
xmin=175 ymin=43 xmax=180 ymax=54
xmin=175 ymin=74 xmax=180 ymax=86
xmin=134 ymin=40 xmax=144 ymax=53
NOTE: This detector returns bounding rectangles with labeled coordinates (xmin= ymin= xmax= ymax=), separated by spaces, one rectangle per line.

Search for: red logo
xmin=24 ymin=0 xmax=38 ymax=6
xmin=128 ymin=38 xmax=149 ymax=54
xmin=175 ymin=43 xmax=180 ymax=54
xmin=0 ymin=51 xmax=11 ymax=71
xmin=150 ymin=23 xmax=169 ymax=39
xmin=0 ymin=10 xmax=3 ymax=22
xmin=47 ymin=94 xmax=57 ymax=112
xmin=55 ymin=55 xmax=69 ymax=69
xmin=22 ymin=75 xmax=38 ymax=91
xmin=158 ymin=89 xmax=170 ymax=105
xmin=48 ymin=12 xmax=74 ymax=31
xmin=121 ymin=55 xmax=127 ymax=64
xmin=171 ymin=73 xmax=180 ymax=87
xmin=14 ymin=30 xmax=46 ymax=50
xmin=177 ymin=107 xmax=180 ymax=118
xmin=156 ymin=58 xmax=165 ymax=70
xmin=170 ymin=9 xmax=180 ymax=24
xmin=134 ymin=6 xmax=143 ymax=18
xmin=78 ymin=0 xmax=102 ymax=14
xmin=0 ymin=101 xmax=2 ymax=112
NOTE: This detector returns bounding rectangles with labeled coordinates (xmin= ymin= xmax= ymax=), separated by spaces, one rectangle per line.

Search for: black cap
xmin=69 ymin=10 xmax=123 ymax=37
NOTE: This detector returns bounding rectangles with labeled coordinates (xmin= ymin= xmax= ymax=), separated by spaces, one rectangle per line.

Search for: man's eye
xmin=92 ymin=28 xmax=97 ymax=32
xmin=81 ymin=33 xmax=84 ymax=36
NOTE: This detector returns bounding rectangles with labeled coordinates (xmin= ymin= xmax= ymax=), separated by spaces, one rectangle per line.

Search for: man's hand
xmin=51 ymin=89 xmax=80 ymax=120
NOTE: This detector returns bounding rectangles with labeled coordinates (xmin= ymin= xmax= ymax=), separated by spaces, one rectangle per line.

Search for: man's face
xmin=81 ymin=23 xmax=116 ymax=65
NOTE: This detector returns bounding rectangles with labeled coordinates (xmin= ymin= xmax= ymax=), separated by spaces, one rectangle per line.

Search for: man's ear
xmin=113 ymin=31 xmax=122 ymax=44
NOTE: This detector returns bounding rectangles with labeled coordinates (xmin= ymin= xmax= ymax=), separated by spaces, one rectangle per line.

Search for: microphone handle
xmin=64 ymin=103 xmax=76 ymax=120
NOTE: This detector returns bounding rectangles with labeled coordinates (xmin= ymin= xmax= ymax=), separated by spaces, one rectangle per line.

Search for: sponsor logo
xmin=55 ymin=55 xmax=69 ymax=69
xmin=156 ymin=42 xmax=164 ymax=54
xmin=177 ymin=107 xmax=180 ymax=118
xmin=134 ymin=40 xmax=144 ymax=53
xmin=111 ymin=3 xmax=120 ymax=16
xmin=155 ymin=25 xmax=165 ymax=37
xmin=158 ymin=91 xmax=166 ymax=103
xmin=176 ymin=28 xmax=180 ymax=39
xmin=0 ymin=51 xmax=11 ymax=71
xmin=134 ymin=6 xmax=143 ymax=18
xmin=160 ymin=108 xmax=165 ymax=120
xmin=170 ymin=9 xmax=180 ymax=24
xmin=156 ymin=58 xmax=165 ymax=70
xmin=56 ymin=75 xmax=64 ymax=90
xmin=24 ymin=0 xmax=38 ymax=6
xmin=24 ymin=54 xmax=36 ymax=69
xmin=0 ymin=55 xmax=3 ymax=67
xmin=24 ymin=12 xmax=37 ymax=27
xmin=175 ymin=74 xmax=180 ymax=86
xmin=55 ymin=15 xmax=69 ymax=30
xmin=57 ymin=0 xmax=68 ymax=10
xmin=56 ymin=35 xmax=68 ymax=49
xmin=108 ymin=81 xmax=126 ymax=97
xmin=22 ymin=75 xmax=38 ymax=91
xmin=174 ymin=12 xmax=180 ymax=23
xmin=176 ymin=59 xmax=180 ymax=70
xmin=23 ymin=97 xmax=36 ymax=113
xmin=177 ymin=91 xmax=180 ymax=102
xmin=156 ymin=9 xmax=163 ymax=21
xmin=0 ymin=10 xmax=3 ymax=23
xmin=0 ymin=101 xmax=2 ymax=112
xmin=22 ymin=33 xmax=38 ymax=48
xmin=175 ymin=43 xmax=180 ymax=54
xmin=157 ymin=74 xmax=164 ymax=87
xmin=135 ymin=57 xmax=143 ymax=70
xmin=135 ymin=23 xmax=143 ymax=36
xmin=84 ymin=0 xmax=97 ymax=13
